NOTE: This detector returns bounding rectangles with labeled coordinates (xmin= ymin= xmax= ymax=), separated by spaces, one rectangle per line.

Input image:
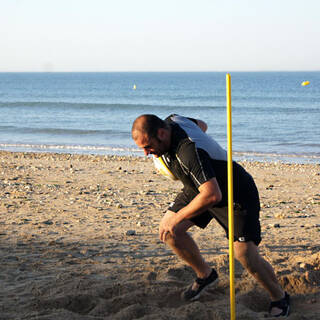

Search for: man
xmin=132 ymin=114 xmax=290 ymax=317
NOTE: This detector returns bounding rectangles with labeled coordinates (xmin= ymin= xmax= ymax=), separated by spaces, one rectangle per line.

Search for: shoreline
xmin=1 ymin=150 xmax=319 ymax=319
xmin=1 ymin=146 xmax=320 ymax=165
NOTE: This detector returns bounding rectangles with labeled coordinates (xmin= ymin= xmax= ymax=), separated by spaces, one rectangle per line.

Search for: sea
xmin=0 ymin=72 xmax=319 ymax=164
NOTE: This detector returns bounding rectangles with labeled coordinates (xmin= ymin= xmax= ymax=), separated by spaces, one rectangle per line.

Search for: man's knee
xmin=164 ymin=227 xmax=187 ymax=245
xmin=163 ymin=218 xmax=194 ymax=245
xmin=163 ymin=232 xmax=176 ymax=245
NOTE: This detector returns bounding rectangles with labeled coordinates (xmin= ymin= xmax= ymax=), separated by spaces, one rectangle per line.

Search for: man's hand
xmin=159 ymin=211 xmax=179 ymax=242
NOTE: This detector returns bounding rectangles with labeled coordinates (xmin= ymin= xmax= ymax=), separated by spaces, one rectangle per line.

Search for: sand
xmin=0 ymin=151 xmax=319 ymax=319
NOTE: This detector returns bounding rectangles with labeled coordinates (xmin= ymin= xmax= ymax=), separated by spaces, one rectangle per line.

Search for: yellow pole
xmin=226 ymin=73 xmax=236 ymax=320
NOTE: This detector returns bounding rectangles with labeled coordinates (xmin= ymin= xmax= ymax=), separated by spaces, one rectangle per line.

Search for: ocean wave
xmin=0 ymin=101 xmax=226 ymax=110
xmin=1 ymin=101 xmax=318 ymax=114
xmin=233 ymin=151 xmax=320 ymax=162
xmin=0 ymin=101 xmax=144 ymax=109
xmin=0 ymin=126 xmax=129 ymax=136
xmin=0 ymin=143 xmax=319 ymax=163
xmin=0 ymin=143 xmax=142 ymax=154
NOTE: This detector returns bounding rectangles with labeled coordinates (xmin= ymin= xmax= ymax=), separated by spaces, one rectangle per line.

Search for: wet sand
xmin=0 ymin=151 xmax=319 ymax=319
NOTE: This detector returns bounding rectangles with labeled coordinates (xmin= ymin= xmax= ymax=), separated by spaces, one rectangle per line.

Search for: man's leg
xmin=234 ymin=241 xmax=286 ymax=316
xmin=164 ymin=214 xmax=211 ymax=279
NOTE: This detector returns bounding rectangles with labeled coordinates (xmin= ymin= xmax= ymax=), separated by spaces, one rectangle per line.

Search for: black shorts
xmin=168 ymin=188 xmax=261 ymax=246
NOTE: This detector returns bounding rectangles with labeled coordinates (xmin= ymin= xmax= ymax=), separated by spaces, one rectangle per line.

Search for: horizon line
xmin=0 ymin=70 xmax=319 ymax=73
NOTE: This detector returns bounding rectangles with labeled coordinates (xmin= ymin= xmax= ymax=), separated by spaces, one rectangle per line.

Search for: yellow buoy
xmin=133 ymin=84 xmax=137 ymax=90
xmin=301 ymin=81 xmax=310 ymax=86
xmin=153 ymin=156 xmax=177 ymax=180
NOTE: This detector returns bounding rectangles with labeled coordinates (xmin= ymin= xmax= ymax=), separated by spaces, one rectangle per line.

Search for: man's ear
xmin=157 ymin=128 xmax=167 ymax=141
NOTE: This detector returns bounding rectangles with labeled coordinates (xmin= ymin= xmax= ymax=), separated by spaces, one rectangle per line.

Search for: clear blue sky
xmin=1 ymin=0 xmax=319 ymax=72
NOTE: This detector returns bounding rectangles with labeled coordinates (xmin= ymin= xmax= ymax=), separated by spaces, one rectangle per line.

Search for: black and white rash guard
xmin=162 ymin=114 xmax=256 ymax=208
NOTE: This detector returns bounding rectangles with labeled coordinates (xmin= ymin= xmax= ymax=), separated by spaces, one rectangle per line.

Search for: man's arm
xmin=187 ymin=117 xmax=208 ymax=132
xmin=159 ymin=138 xmax=217 ymax=241
xmin=171 ymin=178 xmax=222 ymax=223
xmin=196 ymin=119 xmax=208 ymax=132
xmin=159 ymin=178 xmax=222 ymax=241
xmin=173 ymin=177 xmax=221 ymax=222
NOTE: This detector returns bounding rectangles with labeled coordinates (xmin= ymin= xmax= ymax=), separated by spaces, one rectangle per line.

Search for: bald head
xmin=131 ymin=114 xmax=168 ymax=141
xmin=132 ymin=114 xmax=171 ymax=157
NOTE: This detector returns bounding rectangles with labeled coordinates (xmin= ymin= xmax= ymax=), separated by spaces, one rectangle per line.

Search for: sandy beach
xmin=0 ymin=151 xmax=319 ymax=319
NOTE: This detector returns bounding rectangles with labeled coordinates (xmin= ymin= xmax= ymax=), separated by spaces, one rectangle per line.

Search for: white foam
xmin=0 ymin=143 xmax=143 ymax=155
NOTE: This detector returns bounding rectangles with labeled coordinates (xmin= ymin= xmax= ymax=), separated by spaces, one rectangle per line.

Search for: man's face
xmin=134 ymin=131 xmax=167 ymax=157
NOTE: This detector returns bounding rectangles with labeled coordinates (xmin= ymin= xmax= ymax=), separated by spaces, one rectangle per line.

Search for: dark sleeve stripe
xmin=176 ymin=154 xmax=189 ymax=175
